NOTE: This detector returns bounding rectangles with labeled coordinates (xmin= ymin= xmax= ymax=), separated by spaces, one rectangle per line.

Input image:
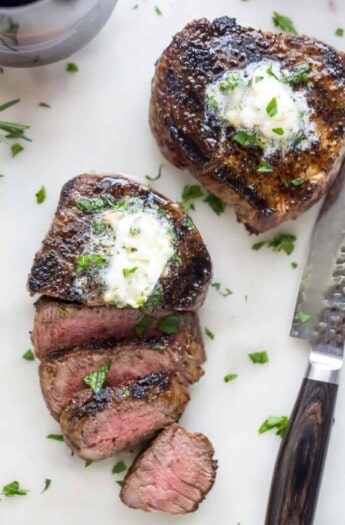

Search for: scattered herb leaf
xmin=282 ymin=65 xmax=310 ymax=85
xmin=248 ymin=351 xmax=269 ymax=364
xmin=183 ymin=216 xmax=194 ymax=228
xmin=145 ymin=285 xmax=162 ymax=311
xmin=116 ymin=480 xmax=125 ymax=488
xmin=207 ymin=93 xmax=219 ymax=109
xmin=182 ymin=184 xmax=204 ymax=201
xmin=85 ymin=460 xmax=93 ymax=468
xmin=204 ymin=193 xmax=225 ymax=215
xmin=219 ymin=72 xmax=240 ymax=93
xmin=259 ymin=416 xmax=289 ymax=437
xmin=234 ymin=131 xmax=264 ymax=149
xmin=272 ymin=11 xmax=297 ymax=34
xmin=83 ymin=363 xmax=111 ymax=394
xmin=11 ymin=143 xmax=24 ymax=157
xmin=66 ymin=62 xmax=78 ymax=73
xmin=266 ymin=97 xmax=278 ymax=117
xmin=154 ymin=5 xmax=162 ymax=15
xmin=134 ymin=315 xmax=152 ymax=336
xmin=1 ymin=481 xmax=29 ymax=498
xmin=272 ymin=127 xmax=284 ymax=135
xmin=291 ymin=261 xmax=298 ymax=269
xmin=47 ymin=434 xmax=63 ymax=441
xmin=145 ymin=164 xmax=163 ymax=182
xmin=158 ymin=315 xmax=181 ymax=334
xmin=296 ymin=310 xmax=311 ymax=324
xmin=252 ymin=234 xmax=296 ymax=256
xmin=335 ymin=28 xmax=344 ymax=37
xmin=291 ymin=177 xmax=305 ymax=186
xmin=212 ymin=282 xmax=233 ymax=296
xmin=122 ymin=266 xmax=138 ymax=278
xmin=92 ymin=218 xmax=107 ymax=234
xmin=257 ymin=159 xmax=273 ymax=173
xmin=224 ymin=374 xmax=238 ymax=383
xmin=39 ymin=102 xmax=51 ymax=108
xmin=41 ymin=479 xmax=51 ymax=494
xmin=76 ymin=253 xmax=107 ymax=274
xmin=112 ymin=461 xmax=127 ymax=474
xmin=35 ymin=185 xmax=46 ymax=204
xmin=204 ymin=327 xmax=215 ymax=340
xmin=22 ymin=349 xmax=35 ymax=361
xmin=0 ymin=98 xmax=20 ymax=112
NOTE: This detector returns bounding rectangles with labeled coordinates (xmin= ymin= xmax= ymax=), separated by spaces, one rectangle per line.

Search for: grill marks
xmin=149 ymin=17 xmax=345 ymax=232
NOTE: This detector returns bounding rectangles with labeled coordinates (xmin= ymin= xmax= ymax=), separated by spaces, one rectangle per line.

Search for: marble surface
xmin=1 ymin=1 xmax=345 ymax=524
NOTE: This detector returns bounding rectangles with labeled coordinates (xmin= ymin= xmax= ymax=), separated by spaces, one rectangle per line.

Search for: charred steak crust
xmin=27 ymin=174 xmax=212 ymax=307
xmin=39 ymin=314 xmax=205 ymax=420
xmin=120 ymin=423 xmax=217 ymax=514
xmin=60 ymin=372 xmax=190 ymax=460
xmin=149 ymin=17 xmax=345 ymax=232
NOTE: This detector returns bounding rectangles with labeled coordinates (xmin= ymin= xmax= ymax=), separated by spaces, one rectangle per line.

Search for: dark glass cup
xmin=0 ymin=0 xmax=117 ymax=67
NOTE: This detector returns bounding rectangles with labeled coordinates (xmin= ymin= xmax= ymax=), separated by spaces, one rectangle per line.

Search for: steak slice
xmin=27 ymin=174 xmax=211 ymax=307
xmin=60 ymin=372 xmax=189 ymax=460
xmin=31 ymin=297 xmax=176 ymax=358
xmin=120 ymin=423 xmax=217 ymax=514
xmin=149 ymin=17 xmax=345 ymax=232
xmin=39 ymin=319 xmax=204 ymax=420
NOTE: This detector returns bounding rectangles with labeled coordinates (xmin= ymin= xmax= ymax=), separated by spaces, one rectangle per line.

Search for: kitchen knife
xmin=265 ymin=170 xmax=345 ymax=525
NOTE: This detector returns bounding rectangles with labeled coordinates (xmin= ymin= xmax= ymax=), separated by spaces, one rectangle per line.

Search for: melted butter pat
xmin=103 ymin=209 xmax=174 ymax=307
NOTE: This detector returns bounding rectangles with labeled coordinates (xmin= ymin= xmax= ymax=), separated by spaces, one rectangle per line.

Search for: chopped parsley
xmin=207 ymin=93 xmax=219 ymax=109
xmin=296 ymin=310 xmax=311 ymax=324
xmin=171 ymin=253 xmax=183 ymax=265
xmin=85 ymin=460 xmax=93 ymax=468
xmin=76 ymin=194 xmax=127 ymax=213
xmin=282 ymin=65 xmax=310 ymax=85
xmin=204 ymin=327 xmax=215 ymax=340
xmin=291 ymin=177 xmax=305 ymax=187
xmin=252 ymin=233 xmax=296 ymax=256
xmin=112 ymin=460 xmax=127 ymax=474
xmin=47 ymin=434 xmax=63 ymax=441
xmin=116 ymin=480 xmax=125 ymax=488
xmin=183 ymin=216 xmax=194 ymax=229
xmin=266 ymin=97 xmax=278 ymax=117
xmin=0 ymin=99 xmax=30 ymax=150
xmin=66 ymin=62 xmax=78 ymax=73
xmin=39 ymin=102 xmax=51 ymax=108
xmin=219 ymin=72 xmax=240 ymax=93
xmin=92 ymin=218 xmax=107 ymax=234
xmin=158 ymin=315 xmax=181 ymax=334
xmin=267 ymin=64 xmax=280 ymax=80
xmin=41 ymin=479 xmax=51 ymax=494
xmin=22 ymin=349 xmax=35 ymax=361
xmin=224 ymin=373 xmax=238 ymax=383
xmin=248 ymin=351 xmax=269 ymax=364
xmin=154 ymin=5 xmax=162 ymax=15
xmin=272 ymin=127 xmax=284 ymax=136
xmin=1 ymin=481 xmax=29 ymax=498
xmin=204 ymin=193 xmax=225 ymax=215
xmin=134 ymin=315 xmax=152 ymax=336
xmin=35 ymin=185 xmax=46 ymax=204
xmin=257 ymin=159 xmax=273 ymax=173
xmin=122 ymin=389 xmax=131 ymax=397
xmin=122 ymin=266 xmax=138 ymax=278
xmin=291 ymin=261 xmax=298 ymax=269
xmin=259 ymin=416 xmax=289 ymax=437
xmin=133 ymin=3 xmax=138 ymax=8
xmin=145 ymin=164 xmax=164 ymax=182
xmin=335 ymin=28 xmax=344 ymax=37
xmin=272 ymin=11 xmax=297 ymax=35
xmin=145 ymin=285 xmax=162 ymax=311
xmin=234 ymin=131 xmax=264 ymax=149
xmin=11 ymin=143 xmax=24 ymax=157
xmin=83 ymin=363 xmax=110 ymax=394
xmin=182 ymin=184 xmax=204 ymax=201
xmin=255 ymin=75 xmax=264 ymax=82
xmin=211 ymin=282 xmax=233 ymax=296
xmin=76 ymin=253 xmax=107 ymax=274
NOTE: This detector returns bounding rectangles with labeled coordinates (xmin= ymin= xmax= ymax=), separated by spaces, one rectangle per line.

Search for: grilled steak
xmin=149 ymin=17 xmax=345 ymax=232
xmin=60 ymin=372 xmax=189 ymax=460
xmin=120 ymin=423 xmax=217 ymax=514
xmin=28 ymin=174 xmax=211 ymax=306
xmin=40 ymin=319 xmax=204 ymax=420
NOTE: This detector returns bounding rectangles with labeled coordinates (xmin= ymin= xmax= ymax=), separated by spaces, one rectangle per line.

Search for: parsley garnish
xmin=272 ymin=127 xmax=284 ymax=135
xmin=158 ymin=315 xmax=181 ymax=334
xmin=335 ymin=28 xmax=344 ymax=37
xmin=252 ymin=233 xmax=296 ymax=255
xmin=122 ymin=389 xmax=131 ymax=397
xmin=134 ymin=315 xmax=152 ymax=336
xmin=85 ymin=460 xmax=93 ymax=468
xmin=47 ymin=434 xmax=63 ymax=441
xmin=291 ymin=177 xmax=305 ymax=186
xmin=183 ymin=216 xmax=194 ymax=229
xmin=76 ymin=253 xmax=107 ymax=274
xmin=266 ymin=97 xmax=278 ymax=117
xmin=145 ymin=285 xmax=162 ymax=311
xmin=207 ymin=93 xmax=219 ymax=109
xmin=224 ymin=373 xmax=238 ymax=383
xmin=296 ymin=310 xmax=311 ymax=324
xmin=219 ymin=72 xmax=240 ymax=93
xmin=0 ymin=99 xmax=30 ymax=150
xmin=171 ymin=253 xmax=182 ymax=265
xmin=92 ymin=218 xmax=107 ymax=234
xmin=116 ymin=480 xmax=125 ymax=488
xmin=204 ymin=193 xmax=225 ymax=215
xmin=291 ymin=261 xmax=298 ymax=269
xmin=182 ymin=184 xmax=204 ymax=201
xmin=11 ymin=142 xmax=24 ymax=157
xmin=35 ymin=185 xmax=46 ymax=204
xmin=255 ymin=75 xmax=264 ymax=82
xmin=257 ymin=159 xmax=273 ymax=173
xmin=145 ymin=163 xmax=164 ymax=182
xmin=259 ymin=416 xmax=289 ymax=437
xmin=204 ymin=327 xmax=215 ymax=340
xmin=155 ymin=5 xmax=163 ymax=15
xmin=39 ymin=102 xmax=51 ymax=108
xmin=22 ymin=349 xmax=35 ymax=361
xmin=122 ymin=266 xmax=138 ymax=278
xmin=272 ymin=12 xmax=297 ymax=34
xmin=112 ymin=460 xmax=127 ymax=474
xmin=84 ymin=363 xmax=110 ymax=393
xmin=248 ymin=351 xmax=269 ymax=364
xmin=76 ymin=194 xmax=127 ymax=213
xmin=282 ymin=65 xmax=310 ymax=85
xmin=66 ymin=62 xmax=78 ymax=73
xmin=1 ymin=481 xmax=29 ymax=498
xmin=267 ymin=64 xmax=280 ymax=80
xmin=211 ymin=282 xmax=233 ymax=296
xmin=234 ymin=131 xmax=264 ymax=149
xmin=41 ymin=479 xmax=51 ymax=494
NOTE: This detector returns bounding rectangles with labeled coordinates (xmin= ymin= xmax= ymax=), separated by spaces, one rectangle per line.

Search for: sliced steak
xmin=149 ymin=17 xmax=345 ymax=232
xmin=31 ymin=297 xmax=176 ymax=358
xmin=120 ymin=423 xmax=217 ymax=514
xmin=40 ymin=319 xmax=204 ymax=420
xmin=60 ymin=372 xmax=189 ymax=460
xmin=28 ymin=174 xmax=211 ymax=307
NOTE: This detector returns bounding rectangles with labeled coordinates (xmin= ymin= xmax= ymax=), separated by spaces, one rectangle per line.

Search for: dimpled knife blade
xmin=291 ymin=169 xmax=345 ymax=382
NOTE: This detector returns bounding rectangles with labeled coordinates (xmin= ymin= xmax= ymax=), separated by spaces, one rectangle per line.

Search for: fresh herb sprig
xmin=252 ymin=234 xmax=296 ymax=256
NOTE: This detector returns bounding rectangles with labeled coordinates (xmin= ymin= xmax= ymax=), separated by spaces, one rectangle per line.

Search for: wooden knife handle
xmin=265 ymin=378 xmax=338 ymax=525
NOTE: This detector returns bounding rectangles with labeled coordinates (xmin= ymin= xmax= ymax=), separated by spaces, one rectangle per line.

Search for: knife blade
xmin=265 ymin=168 xmax=345 ymax=525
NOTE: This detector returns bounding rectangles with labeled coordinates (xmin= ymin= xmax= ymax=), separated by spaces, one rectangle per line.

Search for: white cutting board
xmin=1 ymin=0 xmax=344 ymax=523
